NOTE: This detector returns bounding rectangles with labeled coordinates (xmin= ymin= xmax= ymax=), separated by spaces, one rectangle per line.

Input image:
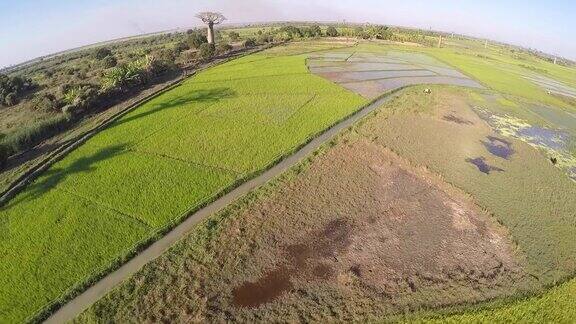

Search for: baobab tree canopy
xmin=196 ymin=12 xmax=226 ymax=44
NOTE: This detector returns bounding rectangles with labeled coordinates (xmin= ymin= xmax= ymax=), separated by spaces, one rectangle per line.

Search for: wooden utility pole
xmin=484 ymin=39 xmax=488 ymax=49
xmin=438 ymin=35 xmax=443 ymax=48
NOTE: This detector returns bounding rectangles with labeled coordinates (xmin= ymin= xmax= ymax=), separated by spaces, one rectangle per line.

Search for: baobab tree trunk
xmin=207 ymin=22 xmax=215 ymax=44
xmin=196 ymin=12 xmax=225 ymax=45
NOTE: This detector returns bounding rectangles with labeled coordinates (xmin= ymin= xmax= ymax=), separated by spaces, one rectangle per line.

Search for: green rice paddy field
xmin=0 ymin=43 xmax=367 ymax=323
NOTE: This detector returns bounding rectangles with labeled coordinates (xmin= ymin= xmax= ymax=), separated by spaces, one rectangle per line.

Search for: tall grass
xmin=0 ymin=114 xmax=70 ymax=155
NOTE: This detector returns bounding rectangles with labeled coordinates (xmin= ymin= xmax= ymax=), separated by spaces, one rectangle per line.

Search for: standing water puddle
xmin=232 ymin=218 xmax=352 ymax=308
xmin=516 ymin=126 xmax=570 ymax=151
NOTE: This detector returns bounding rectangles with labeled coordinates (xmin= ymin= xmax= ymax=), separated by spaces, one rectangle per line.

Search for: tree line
xmin=0 ymin=23 xmax=431 ymax=170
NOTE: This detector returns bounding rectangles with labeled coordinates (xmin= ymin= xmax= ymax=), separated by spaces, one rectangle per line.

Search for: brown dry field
xmin=226 ymin=139 xmax=529 ymax=317
xmin=78 ymin=87 xmax=541 ymax=322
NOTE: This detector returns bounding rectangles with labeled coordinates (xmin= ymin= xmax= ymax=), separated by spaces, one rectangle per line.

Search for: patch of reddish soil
xmin=233 ymin=219 xmax=352 ymax=307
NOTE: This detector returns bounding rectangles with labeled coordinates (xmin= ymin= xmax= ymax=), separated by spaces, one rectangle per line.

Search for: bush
xmin=60 ymin=84 xmax=98 ymax=115
xmin=228 ymin=31 xmax=240 ymax=42
xmin=102 ymin=55 xmax=117 ymax=68
xmin=198 ymin=43 xmax=216 ymax=60
xmin=302 ymin=25 xmax=322 ymax=38
xmin=4 ymin=92 xmax=17 ymax=106
xmin=0 ymin=143 xmax=8 ymax=170
xmin=326 ymin=26 xmax=339 ymax=37
xmin=217 ymin=43 xmax=233 ymax=54
xmin=0 ymin=74 xmax=34 ymax=107
xmin=100 ymin=56 xmax=153 ymax=92
xmin=257 ymin=33 xmax=274 ymax=44
xmin=187 ymin=32 xmax=208 ymax=49
xmin=173 ymin=41 xmax=190 ymax=54
xmin=30 ymin=93 xmax=61 ymax=111
xmin=93 ymin=47 xmax=112 ymax=60
xmin=1 ymin=114 xmax=70 ymax=155
xmin=278 ymin=26 xmax=302 ymax=39
xmin=368 ymin=25 xmax=391 ymax=40
xmin=243 ymin=38 xmax=256 ymax=48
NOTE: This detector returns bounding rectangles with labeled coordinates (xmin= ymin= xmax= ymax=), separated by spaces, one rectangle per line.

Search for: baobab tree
xmin=196 ymin=12 xmax=226 ymax=44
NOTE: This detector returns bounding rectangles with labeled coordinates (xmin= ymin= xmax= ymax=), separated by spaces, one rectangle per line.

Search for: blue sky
xmin=1 ymin=0 xmax=575 ymax=67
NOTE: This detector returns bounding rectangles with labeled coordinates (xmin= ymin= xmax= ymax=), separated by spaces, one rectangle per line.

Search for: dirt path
xmin=43 ymin=89 xmax=403 ymax=324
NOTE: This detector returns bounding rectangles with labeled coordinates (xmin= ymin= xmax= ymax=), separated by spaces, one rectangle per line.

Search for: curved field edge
xmin=0 ymin=43 xmax=367 ymax=323
xmin=74 ymin=85 xmax=575 ymax=323
xmin=398 ymin=278 xmax=576 ymax=323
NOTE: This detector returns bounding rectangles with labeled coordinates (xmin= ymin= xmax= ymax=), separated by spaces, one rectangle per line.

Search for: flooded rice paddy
xmin=307 ymin=51 xmax=484 ymax=98
xmin=522 ymin=73 xmax=576 ymax=99
xmin=471 ymin=94 xmax=576 ymax=180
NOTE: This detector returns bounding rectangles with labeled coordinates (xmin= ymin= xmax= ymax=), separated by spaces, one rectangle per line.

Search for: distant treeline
xmin=2 ymin=22 xmax=570 ymax=170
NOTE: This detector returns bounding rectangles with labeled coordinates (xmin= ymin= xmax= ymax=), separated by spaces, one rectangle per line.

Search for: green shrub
xmin=300 ymin=25 xmax=323 ymax=38
xmin=187 ymin=32 xmax=208 ymax=49
xmin=353 ymin=26 xmax=364 ymax=37
xmin=173 ymin=41 xmax=190 ymax=54
xmin=278 ymin=26 xmax=302 ymax=39
xmin=93 ymin=47 xmax=112 ymax=60
xmin=101 ymin=56 xmax=153 ymax=92
xmin=368 ymin=25 xmax=391 ymax=40
xmin=102 ymin=55 xmax=117 ymax=68
xmin=0 ymin=73 xmax=34 ymax=107
xmin=4 ymin=92 xmax=17 ymax=106
xmin=326 ymin=26 xmax=339 ymax=37
xmin=60 ymin=84 xmax=99 ymax=115
xmin=257 ymin=33 xmax=274 ymax=44
xmin=217 ymin=43 xmax=233 ymax=54
xmin=30 ymin=93 xmax=61 ymax=111
xmin=198 ymin=43 xmax=216 ymax=60
xmin=1 ymin=114 xmax=70 ymax=155
xmin=243 ymin=38 xmax=256 ymax=48
xmin=228 ymin=31 xmax=240 ymax=42
xmin=0 ymin=143 xmax=8 ymax=170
